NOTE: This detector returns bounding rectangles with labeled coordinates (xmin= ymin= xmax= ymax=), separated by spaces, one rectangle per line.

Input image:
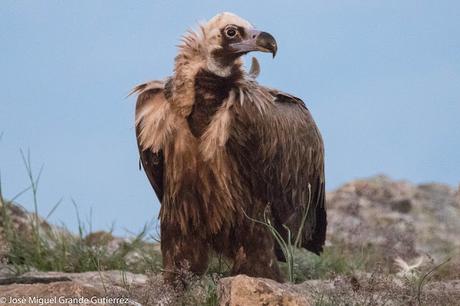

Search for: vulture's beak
xmin=230 ymin=29 xmax=278 ymax=58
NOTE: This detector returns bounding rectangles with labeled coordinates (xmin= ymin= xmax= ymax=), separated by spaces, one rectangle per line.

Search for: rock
xmin=326 ymin=175 xmax=460 ymax=261
xmin=0 ymin=263 xmax=12 ymax=278
xmin=0 ymin=271 xmax=146 ymax=306
xmin=218 ymin=275 xmax=311 ymax=306
xmin=390 ymin=198 xmax=412 ymax=213
xmin=0 ymin=201 xmax=55 ymax=237
xmin=0 ymin=282 xmax=107 ymax=306
xmin=0 ymin=270 xmax=147 ymax=291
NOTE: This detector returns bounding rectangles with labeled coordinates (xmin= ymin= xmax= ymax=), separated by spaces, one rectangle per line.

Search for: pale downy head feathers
xmin=201 ymin=12 xmax=253 ymax=51
xmin=176 ymin=12 xmax=274 ymax=77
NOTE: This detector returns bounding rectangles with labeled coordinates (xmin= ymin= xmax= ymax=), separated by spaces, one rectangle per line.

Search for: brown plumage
xmin=133 ymin=12 xmax=326 ymax=282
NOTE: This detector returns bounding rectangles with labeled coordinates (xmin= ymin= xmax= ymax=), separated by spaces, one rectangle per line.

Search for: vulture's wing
xmin=132 ymin=81 xmax=168 ymax=202
xmin=232 ymin=86 xmax=327 ymax=256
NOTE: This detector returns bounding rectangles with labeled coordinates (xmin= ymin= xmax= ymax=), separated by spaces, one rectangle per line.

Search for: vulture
xmin=133 ymin=12 xmax=326 ymax=283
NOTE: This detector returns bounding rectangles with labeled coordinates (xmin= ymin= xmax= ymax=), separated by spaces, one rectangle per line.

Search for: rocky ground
xmin=1 ymin=175 xmax=459 ymax=305
xmin=327 ymin=175 xmax=460 ymax=263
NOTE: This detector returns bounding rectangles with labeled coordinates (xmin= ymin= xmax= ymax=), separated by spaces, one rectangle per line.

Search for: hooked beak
xmin=229 ymin=29 xmax=278 ymax=58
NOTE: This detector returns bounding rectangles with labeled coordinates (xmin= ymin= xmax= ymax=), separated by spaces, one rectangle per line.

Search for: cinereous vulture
xmin=133 ymin=12 xmax=326 ymax=283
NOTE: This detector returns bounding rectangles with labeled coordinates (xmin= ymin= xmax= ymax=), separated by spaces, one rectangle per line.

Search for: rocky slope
xmin=1 ymin=175 xmax=459 ymax=305
xmin=327 ymin=175 xmax=460 ymax=262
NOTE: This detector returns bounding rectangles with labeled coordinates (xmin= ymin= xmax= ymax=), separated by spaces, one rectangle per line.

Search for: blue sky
xmin=1 ymin=1 xmax=459 ymax=235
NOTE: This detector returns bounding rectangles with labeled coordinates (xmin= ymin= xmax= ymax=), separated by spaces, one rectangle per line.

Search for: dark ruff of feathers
xmin=188 ymin=66 xmax=243 ymax=137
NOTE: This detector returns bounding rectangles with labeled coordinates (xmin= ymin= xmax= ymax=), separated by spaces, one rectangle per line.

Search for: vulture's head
xmin=179 ymin=12 xmax=277 ymax=76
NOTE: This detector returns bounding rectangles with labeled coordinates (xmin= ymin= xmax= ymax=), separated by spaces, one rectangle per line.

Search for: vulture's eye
xmin=225 ymin=27 xmax=237 ymax=38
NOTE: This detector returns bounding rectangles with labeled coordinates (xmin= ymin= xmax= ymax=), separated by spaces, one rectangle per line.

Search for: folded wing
xmin=230 ymin=85 xmax=327 ymax=256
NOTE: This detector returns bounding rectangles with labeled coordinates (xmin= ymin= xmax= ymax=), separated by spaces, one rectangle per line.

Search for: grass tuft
xmin=0 ymin=152 xmax=162 ymax=275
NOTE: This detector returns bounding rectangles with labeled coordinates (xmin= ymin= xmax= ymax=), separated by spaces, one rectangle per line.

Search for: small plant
xmin=243 ymin=184 xmax=312 ymax=282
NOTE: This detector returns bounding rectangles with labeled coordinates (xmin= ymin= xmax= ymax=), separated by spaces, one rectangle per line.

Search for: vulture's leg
xmin=230 ymin=222 xmax=284 ymax=282
xmin=160 ymin=222 xmax=209 ymax=285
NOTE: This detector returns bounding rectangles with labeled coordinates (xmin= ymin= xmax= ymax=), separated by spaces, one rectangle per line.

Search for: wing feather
xmin=232 ymin=85 xmax=327 ymax=256
xmin=133 ymin=81 xmax=168 ymax=201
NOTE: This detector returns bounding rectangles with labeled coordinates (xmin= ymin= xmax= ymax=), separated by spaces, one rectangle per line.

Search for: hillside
xmin=1 ymin=175 xmax=459 ymax=305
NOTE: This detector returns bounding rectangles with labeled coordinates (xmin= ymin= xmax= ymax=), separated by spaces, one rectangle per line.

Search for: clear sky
xmin=1 ymin=1 xmax=459 ymax=235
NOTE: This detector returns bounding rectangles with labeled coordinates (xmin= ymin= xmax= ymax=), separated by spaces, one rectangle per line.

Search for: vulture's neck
xmin=187 ymin=66 xmax=243 ymax=138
